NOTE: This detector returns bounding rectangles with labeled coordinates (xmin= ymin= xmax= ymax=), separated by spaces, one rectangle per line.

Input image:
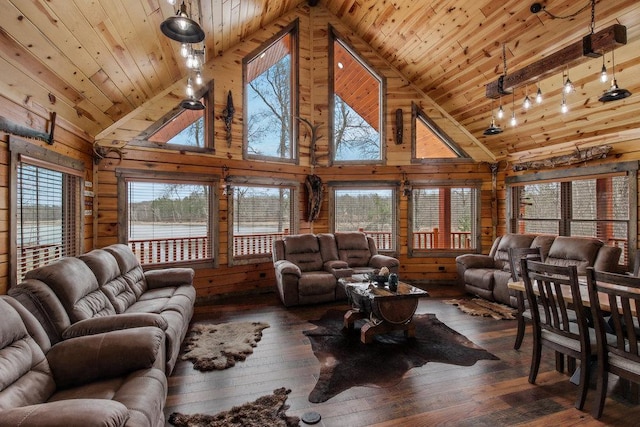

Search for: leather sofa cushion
xmin=464 ymin=268 xmax=494 ymax=291
xmin=530 ymin=235 xmax=556 ymax=260
xmin=25 ymin=258 xmax=116 ymax=322
xmin=298 ymin=272 xmax=337 ymax=296
xmin=493 ymin=234 xmax=537 ymax=270
xmin=105 ymin=244 xmax=149 ymax=298
xmin=545 ymin=236 xmax=603 ymax=273
xmin=80 ymin=249 xmax=137 ymax=314
xmin=282 ymin=234 xmax=323 ymax=272
xmin=335 ymin=232 xmax=372 ymax=268
xmin=0 ymin=298 xmax=55 ymax=409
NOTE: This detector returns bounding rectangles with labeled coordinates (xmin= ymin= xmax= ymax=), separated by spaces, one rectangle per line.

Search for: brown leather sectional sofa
xmin=456 ymin=234 xmax=622 ymax=307
xmin=272 ymin=232 xmax=399 ymax=306
xmin=2 ymin=243 xmax=196 ymax=426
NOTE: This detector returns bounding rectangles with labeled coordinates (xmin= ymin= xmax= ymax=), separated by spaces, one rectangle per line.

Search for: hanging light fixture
xmin=599 ymin=48 xmax=632 ymax=102
xmin=510 ymin=93 xmax=517 ymax=127
xmin=600 ymin=51 xmax=608 ymax=83
xmin=180 ymin=96 xmax=205 ymax=110
xmin=563 ymin=69 xmax=574 ymax=94
xmin=483 ymin=99 xmax=503 ymax=135
xmin=522 ymin=86 xmax=532 ymax=110
xmin=497 ymin=97 xmax=504 ymax=119
xmin=161 ymin=1 xmax=205 ymax=44
xmin=535 ymin=82 xmax=543 ymax=104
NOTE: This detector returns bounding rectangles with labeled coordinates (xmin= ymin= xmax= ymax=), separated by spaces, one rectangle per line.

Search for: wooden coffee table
xmin=338 ymin=275 xmax=429 ymax=343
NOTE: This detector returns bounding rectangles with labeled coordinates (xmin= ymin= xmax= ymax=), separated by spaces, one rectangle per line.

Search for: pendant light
xmin=483 ymin=99 xmax=503 ymax=135
xmin=535 ymin=82 xmax=543 ymax=104
xmin=599 ymin=48 xmax=632 ymax=102
xmin=180 ymin=97 xmax=205 ymax=110
xmin=161 ymin=1 xmax=205 ymax=44
xmin=522 ymin=86 xmax=532 ymax=110
xmin=510 ymin=93 xmax=517 ymax=127
xmin=599 ymin=52 xmax=608 ymax=83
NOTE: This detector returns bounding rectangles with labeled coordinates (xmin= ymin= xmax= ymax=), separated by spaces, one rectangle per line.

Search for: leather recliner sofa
xmin=456 ymin=234 xmax=622 ymax=307
xmin=8 ymin=243 xmax=196 ymax=375
xmin=272 ymin=232 xmax=399 ymax=307
xmin=0 ymin=295 xmax=167 ymax=427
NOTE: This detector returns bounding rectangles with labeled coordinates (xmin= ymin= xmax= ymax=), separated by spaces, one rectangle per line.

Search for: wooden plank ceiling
xmin=1 ymin=0 xmax=640 ymax=163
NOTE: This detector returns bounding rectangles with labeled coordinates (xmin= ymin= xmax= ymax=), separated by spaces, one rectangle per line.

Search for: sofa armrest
xmin=145 ymin=267 xmax=194 ymax=289
xmin=324 ymin=260 xmax=353 ymax=278
xmin=61 ymin=313 xmax=168 ymax=339
xmin=274 ymin=260 xmax=301 ymax=277
xmin=0 ymin=400 xmax=129 ymax=427
xmin=48 ymin=327 xmax=165 ymax=389
xmin=368 ymin=254 xmax=400 ymax=270
xmin=455 ymin=254 xmax=496 ymax=269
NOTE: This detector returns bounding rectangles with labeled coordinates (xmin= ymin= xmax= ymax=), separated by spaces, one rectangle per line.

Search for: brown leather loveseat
xmin=8 ymin=243 xmax=195 ymax=375
xmin=0 ymin=295 xmax=167 ymax=426
xmin=272 ymin=232 xmax=399 ymax=307
xmin=456 ymin=234 xmax=622 ymax=307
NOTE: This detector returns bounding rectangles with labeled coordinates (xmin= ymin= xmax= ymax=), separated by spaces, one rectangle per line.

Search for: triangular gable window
xmin=412 ymin=103 xmax=468 ymax=161
xmin=132 ymin=85 xmax=213 ymax=153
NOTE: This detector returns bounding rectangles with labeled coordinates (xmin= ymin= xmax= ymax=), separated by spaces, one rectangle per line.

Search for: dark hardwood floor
xmin=165 ymin=286 xmax=640 ymax=426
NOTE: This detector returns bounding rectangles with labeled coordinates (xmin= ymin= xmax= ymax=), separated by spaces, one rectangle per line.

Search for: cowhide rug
xmin=180 ymin=321 xmax=270 ymax=371
xmin=444 ymin=298 xmax=517 ymax=320
xmin=303 ymin=309 xmax=498 ymax=403
xmin=168 ymin=387 xmax=299 ymax=427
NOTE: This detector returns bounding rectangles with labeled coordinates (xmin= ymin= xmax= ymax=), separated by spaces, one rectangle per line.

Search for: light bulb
xmin=535 ymin=87 xmax=543 ymax=104
xmin=510 ymin=111 xmax=517 ymax=127
xmin=195 ymin=71 xmax=203 ymax=85
xmin=167 ymin=0 xmax=176 ymax=4
xmin=178 ymin=17 xmax=188 ymax=31
xmin=180 ymin=43 xmax=189 ymax=58
xmin=186 ymin=78 xmax=194 ymax=97
xmin=522 ymin=95 xmax=531 ymax=110
xmin=186 ymin=54 xmax=195 ymax=69
xmin=600 ymin=64 xmax=608 ymax=83
xmin=564 ymin=77 xmax=573 ymax=94
xmin=497 ymin=105 xmax=504 ymax=119
xmin=561 ymin=97 xmax=568 ymax=114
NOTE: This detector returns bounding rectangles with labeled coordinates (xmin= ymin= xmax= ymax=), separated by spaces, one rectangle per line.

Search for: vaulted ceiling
xmin=2 ymin=0 xmax=640 ymax=163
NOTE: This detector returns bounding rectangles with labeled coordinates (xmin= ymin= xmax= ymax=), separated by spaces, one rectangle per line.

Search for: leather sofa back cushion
xmin=0 ymin=298 xmax=55 ymax=408
xmin=283 ymin=234 xmax=323 ymax=272
xmin=105 ymin=244 xmax=148 ymax=298
xmin=335 ymin=232 xmax=371 ymax=268
xmin=80 ymin=249 xmax=137 ymax=314
xmin=545 ymin=236 xmax=603 ymax=273
xmin=25 ymin=258 xmax=116 ymax=322
xmin=493 ymin=234 xmax=537 ymax=270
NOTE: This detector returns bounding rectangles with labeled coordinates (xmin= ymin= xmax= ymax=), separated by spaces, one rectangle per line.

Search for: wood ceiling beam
xmin=485 ymin=24 xmax=627 ymax=99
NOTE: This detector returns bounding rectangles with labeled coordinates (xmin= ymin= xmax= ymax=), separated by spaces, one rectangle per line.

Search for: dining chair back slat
xmin=521 ymin=259 xmax=592 ymax=410
xmin=508 ymin=247 xmax=543 ymax=350
xmin=586 ymin=267 xmax=640 ymax=418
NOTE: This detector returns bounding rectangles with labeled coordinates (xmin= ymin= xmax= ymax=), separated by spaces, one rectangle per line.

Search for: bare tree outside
xmin=333 ymin=96 xmax=380 ymax=160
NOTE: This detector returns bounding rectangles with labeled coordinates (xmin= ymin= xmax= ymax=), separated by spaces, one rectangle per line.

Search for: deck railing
xmin=233 ymin=231 xmax=289 ymax=257
xmin=412 ymin=229 xmax=472 ymax=249
xmin=18 ymin=243 xmax=63 ymax=281
xmin=129 ymin=236 xmax=210 ymax=265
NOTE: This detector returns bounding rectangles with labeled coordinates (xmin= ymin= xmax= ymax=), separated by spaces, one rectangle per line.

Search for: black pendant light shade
xmin=599 ymin=79 xmax=632 ymax=102
xmin=161 ymin=1 xmax=205 ymax=43
xmin=483 ymin=118 xmax=503 ymax=136
xmin=180 ymin=98 xmax=205 ymax=110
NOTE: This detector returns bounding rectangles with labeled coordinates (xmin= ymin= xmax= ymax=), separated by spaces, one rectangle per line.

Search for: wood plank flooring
xmin=165 ymin=287 xmax=640 ymax=426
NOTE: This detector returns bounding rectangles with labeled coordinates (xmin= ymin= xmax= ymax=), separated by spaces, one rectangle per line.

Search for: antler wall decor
xmin=222 ymin=90 xmax=234 ymax=148
xmin=0 ymin=112 xmax=56 ymax=145
xmin=93 ymin=141 xmax=124 ymax=164
xmin=296 ymin=117 xmax=321 ymax=166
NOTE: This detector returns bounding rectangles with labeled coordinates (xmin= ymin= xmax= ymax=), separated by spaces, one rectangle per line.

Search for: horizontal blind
xmin=17 ymin=162 xmax=80 ymax=282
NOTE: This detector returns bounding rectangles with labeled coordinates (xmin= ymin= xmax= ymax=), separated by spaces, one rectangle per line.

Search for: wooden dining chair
xmin=586 ymin=267 xmax=640 ymax=419
xmin=520 ymin=259 xmax=594 ymax=410
xmin=508 ymin=247 xmax=543 ymax=350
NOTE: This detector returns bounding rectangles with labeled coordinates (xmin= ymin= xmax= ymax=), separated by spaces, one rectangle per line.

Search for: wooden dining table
xmin=508 ymin=278 xmax=640 ymax=315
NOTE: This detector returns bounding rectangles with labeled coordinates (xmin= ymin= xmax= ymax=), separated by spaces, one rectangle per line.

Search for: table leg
xmin=360 ymin=320 xmax=415 ymax=344
xmin=343 ymin=309 xmax=366 ymax=330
